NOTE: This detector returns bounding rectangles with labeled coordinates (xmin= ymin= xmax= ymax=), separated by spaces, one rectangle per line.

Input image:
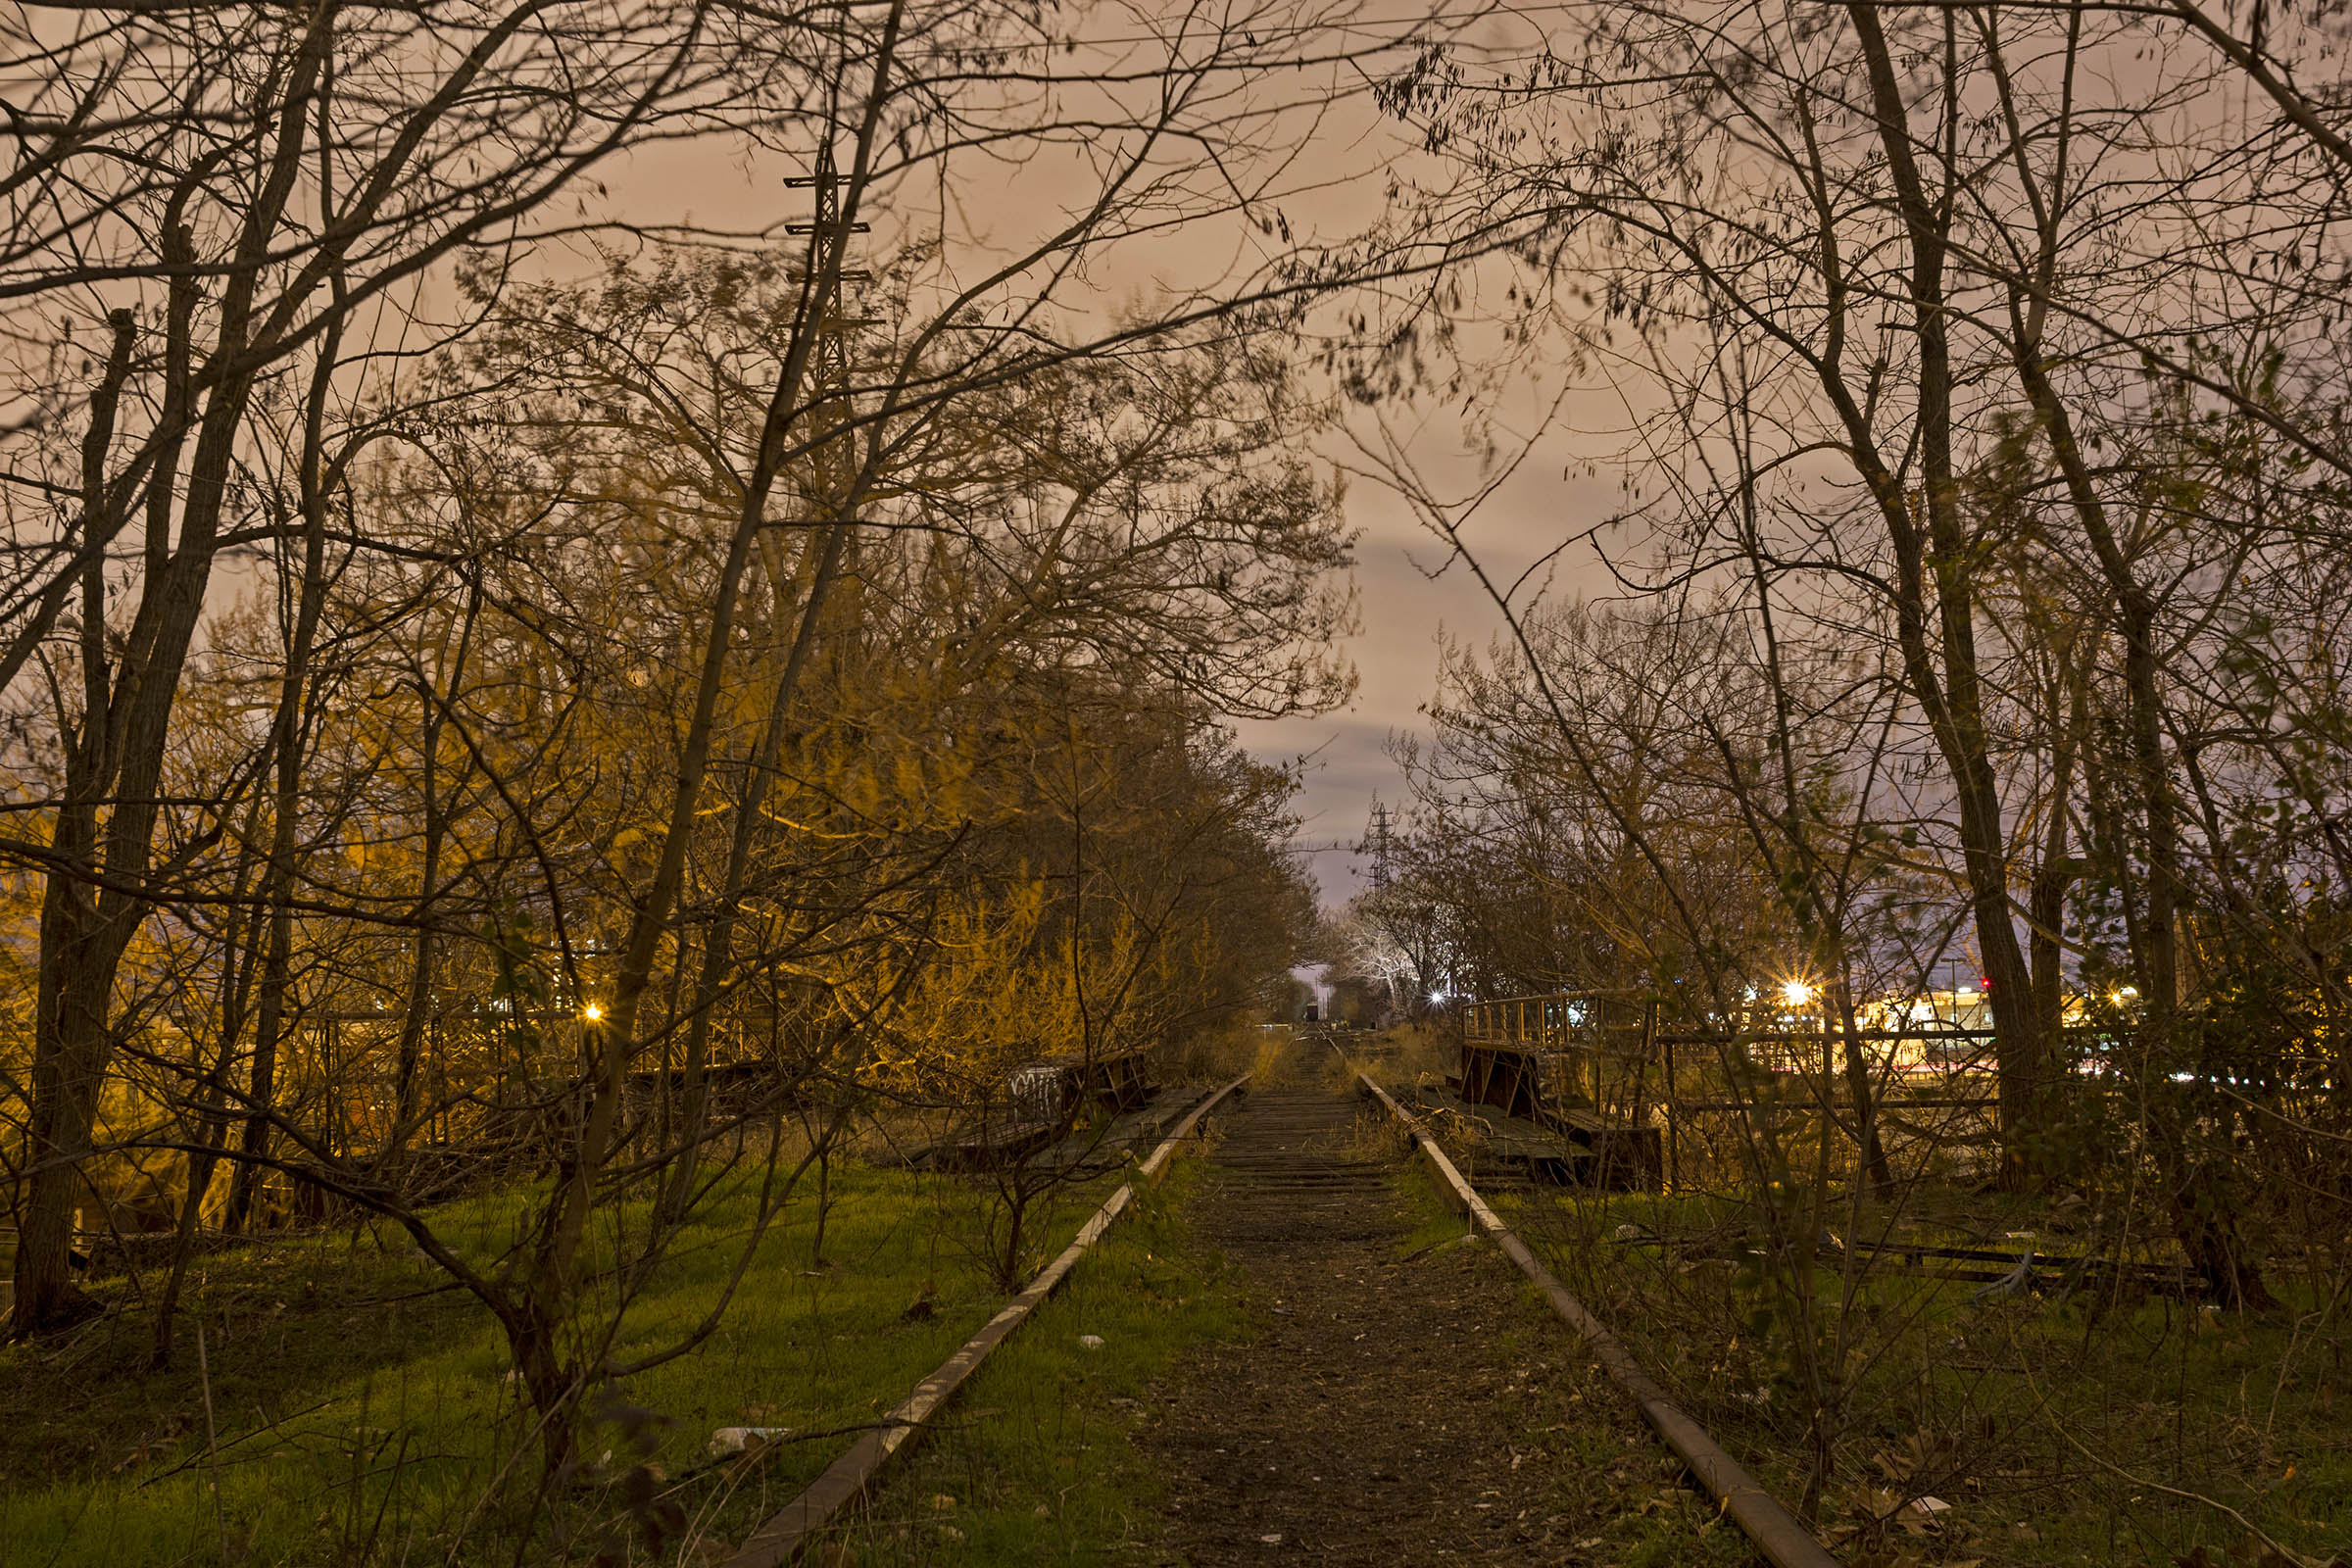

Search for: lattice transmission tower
xmin=1362 ymin=799 xmax=1396 ymax=892
xmin=783 ymin=138 xmax=874 ymax=499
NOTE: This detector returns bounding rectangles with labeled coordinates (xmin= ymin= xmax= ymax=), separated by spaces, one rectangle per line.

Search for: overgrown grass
xmin=815 ymin=1155 xmax=1248 ymax=1565
xmin=1385 ymin=1156 xmax=1752 ymax=1568
xmin=1502 ymin=1184 xmax=2352 ymax=1566
xmin=1350 ymin=1026 xmax=2350 ymax=1564
xmin=0 ymin=1153 xmax=1123 ymax=1566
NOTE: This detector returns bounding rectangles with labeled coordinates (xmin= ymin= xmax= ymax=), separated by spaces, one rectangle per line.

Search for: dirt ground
xmin=1133 ymin=1046 xmax=1747 ymax=1567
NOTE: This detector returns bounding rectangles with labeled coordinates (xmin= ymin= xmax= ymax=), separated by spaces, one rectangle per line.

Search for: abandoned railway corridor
xmin=1128 ymin=1040 xmax=1746 ymax=1566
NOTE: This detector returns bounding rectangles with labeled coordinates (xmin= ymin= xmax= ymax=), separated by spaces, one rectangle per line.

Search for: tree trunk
xmin=15 ymin=890 xmax=125 ymax=1335
xmin=12 ymin=312 xmax=137 ymax=1339
xmin=2021 ymin=738 xmax=2080 ymax=1186
xmin=1833 ymin=985 xmax=1892 ymax=1198
xmin=152 ymin=1114 xmax=227 ymax=1367
xmin=658 ymin=520 xmax=852 ymax=1228
xmin=222 ymin=906 xmax=290 ymax=1234
xmin=1841 ymin=4 xmax=2050 ymax=1181
xmin=13 ymin=23 xmax=328 ymax=1330
xmin=2001 ymin=208 xmax=2275 ymax=1299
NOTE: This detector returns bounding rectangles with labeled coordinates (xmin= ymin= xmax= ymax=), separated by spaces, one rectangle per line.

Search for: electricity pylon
xmin=1363 ymin=799 xmax=1396 ymax=892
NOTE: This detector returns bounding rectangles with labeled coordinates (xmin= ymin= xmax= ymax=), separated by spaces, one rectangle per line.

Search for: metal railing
xmin=1451 ymin=990 xmax=2021 ymax=1189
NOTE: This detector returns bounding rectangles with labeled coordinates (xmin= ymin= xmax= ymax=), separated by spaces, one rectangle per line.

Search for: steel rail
xmin=718 ymin=1073 xmax=1251 ymax=1568
xmin=1351 ymin=1063 xmax=1843 ymax=1568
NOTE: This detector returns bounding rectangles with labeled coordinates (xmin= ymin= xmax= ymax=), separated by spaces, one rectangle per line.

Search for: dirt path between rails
xmin=1133 ymin=1046 xmax=1746 ymax=1567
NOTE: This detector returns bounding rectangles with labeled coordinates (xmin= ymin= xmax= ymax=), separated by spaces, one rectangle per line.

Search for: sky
xmin=1234 ymin=455 xmax=1612 ymax=908
xmin=1231 ymin=486 xmax=1463 ymax=910
xmin=1224 ymin=336 xmax=1643 ymax=908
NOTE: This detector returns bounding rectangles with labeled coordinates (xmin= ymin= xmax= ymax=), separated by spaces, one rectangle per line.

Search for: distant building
xmin=1859 ymin=986 xmax=1997 ymax=1035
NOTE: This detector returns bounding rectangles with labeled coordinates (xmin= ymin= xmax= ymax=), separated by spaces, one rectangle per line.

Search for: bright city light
xmin=580 ymin=1002 xmax=605 ymax=1022
xmin=1780 ymin=979 xmax=1814 ymax=1007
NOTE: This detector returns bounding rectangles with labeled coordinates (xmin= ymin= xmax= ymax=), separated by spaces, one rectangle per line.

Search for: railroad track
xmin=721 ymin=1075 xmax=1248 ymax=1568
xmin=721 ymin=1038 xmax=1841 ymax=1565
xmin=1146 ymin=1048 xmax=1693 ymax=1564
xmin=1320 ymin=1033 xmax=1842 ymax=1568
xmin=1193 ymin=1079 xmax=1394 ymax=1243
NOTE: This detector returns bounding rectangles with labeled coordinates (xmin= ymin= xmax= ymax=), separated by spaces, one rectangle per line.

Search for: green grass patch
xmin=814 ymin=1155 xmax=1247 ymax=1565
xmin=0 ymin=1155 xmax=1124 ymax=1567
xmin=1504 ymin=1187 xmax=2352 ymax=1567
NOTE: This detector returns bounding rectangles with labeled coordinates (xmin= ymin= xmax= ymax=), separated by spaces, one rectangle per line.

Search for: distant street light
xmin=1780 ymin=979 xmax=1814 ymax=1008
xmin=581 ymin=1002 xmax=605 ymax=1022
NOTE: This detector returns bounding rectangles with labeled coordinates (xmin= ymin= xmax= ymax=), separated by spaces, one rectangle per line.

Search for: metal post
xmin=1658 ymin=1004 xmax=1678 ymax=1191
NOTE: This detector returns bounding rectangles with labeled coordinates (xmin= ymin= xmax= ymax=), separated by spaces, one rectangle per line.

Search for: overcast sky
xmin=1235 ymin=432 xmax=1624 ymax=908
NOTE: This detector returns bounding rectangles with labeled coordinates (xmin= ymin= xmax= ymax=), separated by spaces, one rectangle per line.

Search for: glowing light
xmin=581 ymin=1002 xmax=605 ymax=1022
xmin=1780 ymin=980 xmax=1814 ymax=1007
